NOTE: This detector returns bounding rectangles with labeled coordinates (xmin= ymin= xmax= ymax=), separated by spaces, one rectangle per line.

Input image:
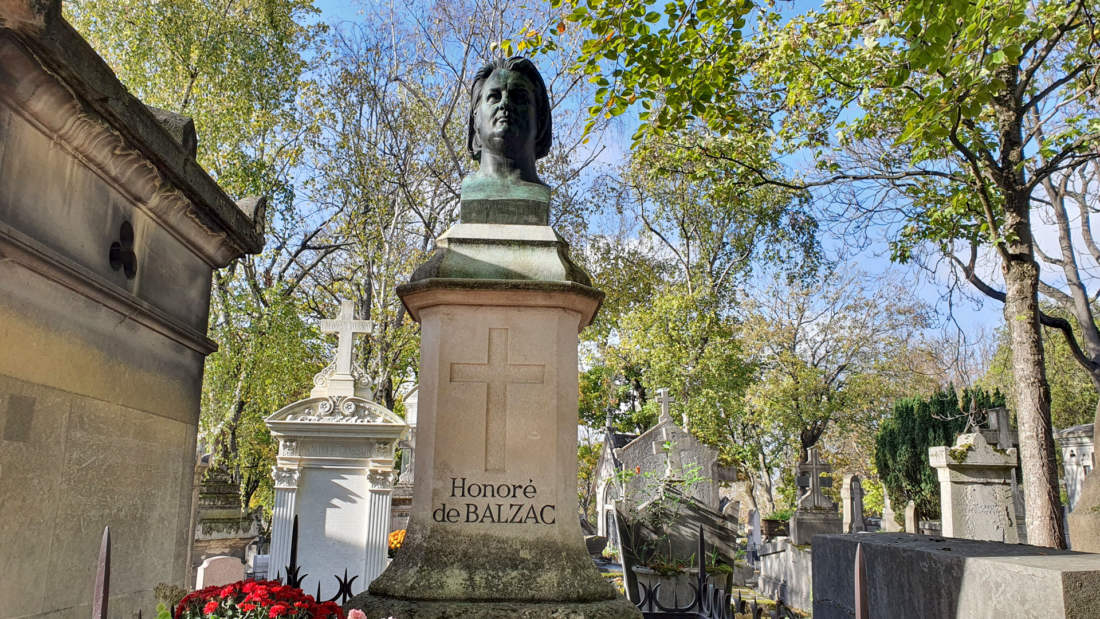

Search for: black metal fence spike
xmin=92 ymin=526 xmax=110 ymax=619
xmin=283 ymin=515 xmax=306 ymax=588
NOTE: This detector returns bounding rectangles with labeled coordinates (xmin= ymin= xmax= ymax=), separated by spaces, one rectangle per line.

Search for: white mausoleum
xmin=265 ymin=300 xmax=406 ymax=598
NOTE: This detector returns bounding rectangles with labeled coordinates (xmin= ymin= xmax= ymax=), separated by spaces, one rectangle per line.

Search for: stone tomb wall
xmin=813 ymin=533 xmax=1100 ymax=619
xmin=0 ymin=7 xmax=260 ymax=616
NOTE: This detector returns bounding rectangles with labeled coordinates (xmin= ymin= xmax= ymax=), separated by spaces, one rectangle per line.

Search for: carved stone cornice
xmin=0 ymin=27 xmax=261 ymax=267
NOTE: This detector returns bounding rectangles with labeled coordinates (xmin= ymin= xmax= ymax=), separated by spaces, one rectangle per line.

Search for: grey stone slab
xmin=813 ymin=533 xmax=1100 ymax=619
xmin=756 ymin=538 xmax=813 ymax=612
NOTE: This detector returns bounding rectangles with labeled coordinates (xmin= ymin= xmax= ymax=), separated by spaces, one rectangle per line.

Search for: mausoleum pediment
xmin=267 ymin=395 xmax=405 ymax=430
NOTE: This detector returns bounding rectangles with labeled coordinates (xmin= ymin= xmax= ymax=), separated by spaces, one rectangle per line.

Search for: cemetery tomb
xmin=190 ymin=458 xmax=263 ymax=577
xmin=813 ymin=533 xmax=1100 ymax=619
xmin=880 ymin=484 xmax=903 ymax=532
xmin=929 ymin=432 xmax=1019 ymax=543
xmin=265 ymin=300 xmax=407 ymax=599
xmin=389 ymin=386 xmax=418 ymax=533
xmin=195 ymin=555 xmax=246 ymax=589
xmin=789 ymin=448 xmax=842 ymax=545
xmin=1055 ymin=423 xmax=1094 ymax=512
xmin=904 ymin=501 xmax=918 ymax=534
xmin=592 ymin=387 xmax=738 ymax=539
xmin=0 ymin=3 xmax=262 ymax=616
xmin=841 ymin=474 xmax=866 ymax=534
xmin=1057 ymin=423 xmax=1099 ymax=551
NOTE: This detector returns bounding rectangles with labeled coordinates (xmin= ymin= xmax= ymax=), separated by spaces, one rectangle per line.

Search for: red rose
xmin=203 ymin=600 xmax=219 ymax=615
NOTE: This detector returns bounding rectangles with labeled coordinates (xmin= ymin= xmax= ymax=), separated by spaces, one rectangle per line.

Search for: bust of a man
xmin=466 ymin=56 xmax=552 ymax=188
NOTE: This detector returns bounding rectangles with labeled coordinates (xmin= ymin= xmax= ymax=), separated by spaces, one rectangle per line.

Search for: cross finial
xmin=797 ymin=447 xmax=834 ymax=509
xmin=656 ymin=388 xmax=673 ymax=423
xmin=319 ymin=299 xmax=375 ymax=376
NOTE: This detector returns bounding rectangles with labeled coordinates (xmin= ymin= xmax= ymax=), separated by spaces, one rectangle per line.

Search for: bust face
xmin=474 ymin=68 xmax=538 ymax=163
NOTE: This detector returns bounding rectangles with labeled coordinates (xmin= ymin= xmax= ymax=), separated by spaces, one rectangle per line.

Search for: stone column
xmin=365 ymin=470 xmax=396 ymax=581
xmin=929 ymin=433 xmax=1019 ymax=543
xmin=269 ymin=466 xmax=300 ymax=581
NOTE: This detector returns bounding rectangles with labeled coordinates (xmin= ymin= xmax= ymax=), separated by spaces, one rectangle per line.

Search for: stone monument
xmin=0 ymin=3 xmax=263 ymax=614
xmin=348 ymin=57 xmax=637 ymax=617
xmin=879 ymin=484 xmax=902 ymax=532
xmin=265 ymin=300 xmax=408 ymax=598
xmin=389 ymin=386 xmax=418 ymax=533
xmin=929 ymin=432 xmax=1019 ymax=543
xmin=840 ymin=474 xmax=866 ymax=533
xmin=789 ymin=448 xmax=842 ymax=545
xmin=1058 ymin=423 xmax=1099 ymax=551
xmin=904 ymin=501 xmax=917 ymax=533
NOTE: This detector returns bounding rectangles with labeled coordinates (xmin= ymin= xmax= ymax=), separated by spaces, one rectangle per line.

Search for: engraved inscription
xmin=433 ymin=477 xmax=556 ymax=525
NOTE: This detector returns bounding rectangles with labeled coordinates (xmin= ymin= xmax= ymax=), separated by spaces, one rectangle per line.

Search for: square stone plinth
xmin=363 ymin=282 xmax=625 ymax=610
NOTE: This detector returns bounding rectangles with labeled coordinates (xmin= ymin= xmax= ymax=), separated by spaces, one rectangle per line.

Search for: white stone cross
xmin=320 ymin=299 xmax=375 ymax=375
xmin=656 ymin=388 xmax=673 ymax=422
xmin=450 ymin=328 xmax=544 ymax=471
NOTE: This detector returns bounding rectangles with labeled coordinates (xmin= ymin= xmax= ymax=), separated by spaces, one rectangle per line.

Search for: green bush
xmin=875 ymin=386 xmax=1004 ymax=521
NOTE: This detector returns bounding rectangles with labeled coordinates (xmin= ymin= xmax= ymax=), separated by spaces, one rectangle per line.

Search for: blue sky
xmin=308 ymin=0 xmax=1012 ymax=362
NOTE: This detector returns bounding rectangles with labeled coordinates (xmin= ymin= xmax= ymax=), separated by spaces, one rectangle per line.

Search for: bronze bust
xmin=466 ymin=57 xmax=552 ymax=187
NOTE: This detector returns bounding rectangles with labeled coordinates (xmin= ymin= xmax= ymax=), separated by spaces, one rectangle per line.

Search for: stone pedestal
xmin=351 ymin=203 xmax=635 ymax=615
xmin=929 ymin=433 xmax=1019 ymax=543
xmin=356 ymin=282 xmax=632 ymax=615
xmin=790 ymin=510 xmax=842 ymax=546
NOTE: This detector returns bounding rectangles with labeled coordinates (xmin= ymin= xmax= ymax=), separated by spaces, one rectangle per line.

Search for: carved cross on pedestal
xmin=796 ymin=447 xmax=834 ymax=510
xmin=450 ymin=328 xmax=544 ymax=471
xmin=320 ymin=299 xmax=375 ymax=376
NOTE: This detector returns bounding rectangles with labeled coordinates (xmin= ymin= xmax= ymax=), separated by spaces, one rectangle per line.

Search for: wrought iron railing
xmin=628 ymin=524 xmax=800 ymax=619
xmin=86 ymin=519 xmax=809 ymax=618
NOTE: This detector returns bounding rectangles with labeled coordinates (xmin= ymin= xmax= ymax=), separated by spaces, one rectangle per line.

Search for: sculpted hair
xmin=466 ymin=56 xmax=552 ymax=161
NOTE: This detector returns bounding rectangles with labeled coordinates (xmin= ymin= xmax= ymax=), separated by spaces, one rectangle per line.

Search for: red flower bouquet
xmin=175 ymin=580 xmax=343 ymax=619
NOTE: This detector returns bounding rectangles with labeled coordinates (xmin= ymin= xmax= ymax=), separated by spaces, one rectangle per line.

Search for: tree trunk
xmin=992 ymin=63 xmax=1065 ymax=548
xmin=1002 ymin=243 xmax=1067 ymax=548
xmin=756 ymin=448 xmax=776 ymax=513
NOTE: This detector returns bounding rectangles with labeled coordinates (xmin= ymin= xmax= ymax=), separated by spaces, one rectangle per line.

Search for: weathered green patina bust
xmin=402 ymin=55 xmax=595 ymax=286
xmin=462 ymin=57 xmax=552 ymax=224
